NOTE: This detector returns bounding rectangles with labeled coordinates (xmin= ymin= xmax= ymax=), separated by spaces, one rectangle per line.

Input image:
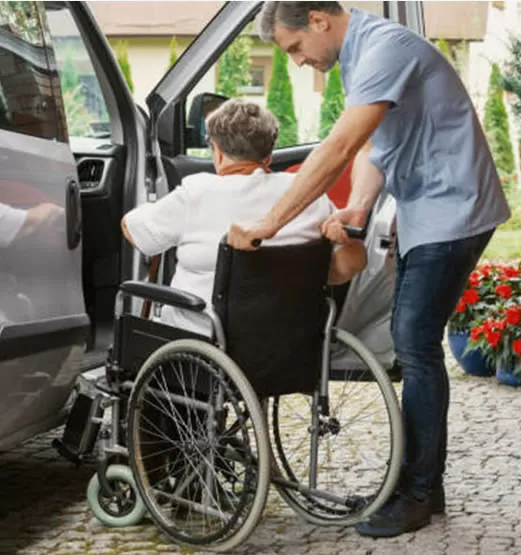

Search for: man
xmin=228 ymin=2 xmax=510 ymax=538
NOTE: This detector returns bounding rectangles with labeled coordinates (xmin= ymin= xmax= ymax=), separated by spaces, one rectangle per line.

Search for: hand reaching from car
xmin=17 ymin=203 xmax=65 ymax=241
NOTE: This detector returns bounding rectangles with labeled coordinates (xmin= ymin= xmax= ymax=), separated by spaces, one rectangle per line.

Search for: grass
xmin=481 ymin=187 xmax=521 ymax=262
xmin=482 ymin=229 xmax=521 ymax=262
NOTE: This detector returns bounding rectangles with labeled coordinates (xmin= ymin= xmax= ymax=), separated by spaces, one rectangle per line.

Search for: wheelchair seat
xmin=212 ymin=237 xmax=332 ymax=397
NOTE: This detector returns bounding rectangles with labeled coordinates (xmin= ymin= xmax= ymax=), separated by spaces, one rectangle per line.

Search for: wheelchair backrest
xmin=212 ymin=238 xmax=332 ymax=397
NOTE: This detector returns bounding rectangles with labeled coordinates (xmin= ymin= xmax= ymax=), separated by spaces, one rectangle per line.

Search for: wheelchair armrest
xmin=120 ymin=281 xmax=206 ymax=312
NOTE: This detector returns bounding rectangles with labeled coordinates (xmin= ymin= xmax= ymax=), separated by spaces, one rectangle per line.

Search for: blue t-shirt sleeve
xmin=347 ymin=42 xmax=419 ymax=108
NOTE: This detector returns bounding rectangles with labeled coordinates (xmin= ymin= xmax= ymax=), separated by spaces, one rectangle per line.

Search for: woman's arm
xmin=121 ymin=217 xmax=135 ymax=247
xmin=327 ymin=240 xmax=367 ymax=285
xmin=120 ymin=185 xmax=189 ymax=256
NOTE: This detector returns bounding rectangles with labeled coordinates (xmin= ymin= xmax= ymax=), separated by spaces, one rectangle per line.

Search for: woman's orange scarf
xmin=217 ymin=161 xmax=271 ymax=176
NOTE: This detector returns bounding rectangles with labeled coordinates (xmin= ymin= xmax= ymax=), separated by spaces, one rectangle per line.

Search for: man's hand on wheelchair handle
xmin=321 ymin=207 xmax=369 ymax=244
xmin=228 ymin=219 xmax=278 ymax=250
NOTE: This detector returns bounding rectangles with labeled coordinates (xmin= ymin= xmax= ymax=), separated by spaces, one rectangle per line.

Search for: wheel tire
xmin=271 ymin=328 xmax=404 ymax=526
xmin=127 ymin=339 xmax=271 ymax=552
xmin=87 ymin=464 xmax=147 ymax=527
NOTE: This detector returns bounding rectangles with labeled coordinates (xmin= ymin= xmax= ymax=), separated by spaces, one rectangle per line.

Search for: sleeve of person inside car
xmin=347 ymin=41 xmax=419 ymax=108
xmin=123 ymin=185 xmax=190 ymax=257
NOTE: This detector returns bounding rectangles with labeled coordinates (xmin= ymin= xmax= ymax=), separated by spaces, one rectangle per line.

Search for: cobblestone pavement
xmin=0 ymin=347 xmax=520 ymax=555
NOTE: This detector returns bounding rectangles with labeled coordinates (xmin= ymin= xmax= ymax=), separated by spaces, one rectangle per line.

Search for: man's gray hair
xmin=259 ymin=2 xmax=344 ymax=42
xmin=206 ymin=99 xmax=279 ymax=162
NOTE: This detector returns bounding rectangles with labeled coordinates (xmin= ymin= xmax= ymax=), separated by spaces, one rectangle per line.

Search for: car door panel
xmin=0 ymin=0 xmax=89 ymax=449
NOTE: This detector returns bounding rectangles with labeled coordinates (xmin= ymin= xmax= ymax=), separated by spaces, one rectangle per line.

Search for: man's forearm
xmin=347 ymin=142 xmax=385 ymax=211
xmin=265 ymin=102 xmax=389 ymax=233
xmin=267 ymin=135 xmax=353 ymax=230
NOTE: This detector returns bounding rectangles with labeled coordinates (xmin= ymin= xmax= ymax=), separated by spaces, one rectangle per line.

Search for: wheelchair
xmin=54 ymin=237 xmax=404 ymax=552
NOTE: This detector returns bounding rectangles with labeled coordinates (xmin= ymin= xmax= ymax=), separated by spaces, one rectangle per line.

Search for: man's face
xmin=274 ymin=12 xmax=338 ymax=72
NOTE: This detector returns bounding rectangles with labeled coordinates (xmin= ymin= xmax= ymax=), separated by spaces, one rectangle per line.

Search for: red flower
xmin=468 ymin=272 xmax=481 ymax=288
xmin=455 ymin=300 xmax=467 ymax=313
xmin=462 ymin=289 xmax=479 ymax=305
xmin=506 ymin=307 xmax=521 ymax=326
xmin=480 ymin=264 xmax=492 ymax=278
xmin=500 ymin=267 xmax=521 ymax=279
xmin=486 ymin=331 xmax=502 ymax=348
xmin=496 ymin=284 xmax=513 ymax=299
xmin=470 ymin=326 xmax=483 ymax=341
xmin=513 ymin=339 xmax=521 ymax=355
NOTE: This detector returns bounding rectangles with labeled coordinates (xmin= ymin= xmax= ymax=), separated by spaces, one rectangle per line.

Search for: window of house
xmin=0 ymin=1 xmax=64 ymax=141
xmin=240 ymin=65 xmax=265 ymax=95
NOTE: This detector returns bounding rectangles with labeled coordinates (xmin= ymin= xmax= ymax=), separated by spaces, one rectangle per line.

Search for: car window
xmin=186 ymin=1 xmax=385 ymax=156
xmin=44 ymin=3 xmax=112 ymax=140
xmin=0 ymin=1 xmax=65 ymax=141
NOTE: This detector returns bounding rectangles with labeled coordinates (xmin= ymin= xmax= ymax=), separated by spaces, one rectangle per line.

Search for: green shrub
xmin=115 ymin=41 xmax=134 ymax=93
xmin=216 ymin=35 xmax=252 ymax=97
xmin=167 ymin=36 xmax=178 ymax=70
xmin=60 ymin=52 xmax=80 ymax=94
xmin=319 ymin=63 xmax=344 ymax=140
xmin=267 ymin=47 xmax=298 ymax=148
xmin=484 ymin=63 xmax=515 ymax=176
xmin=501 ymin=36 xmax=521 ymax=122
xmin=63 ymin=85 xmax=95 ymax=136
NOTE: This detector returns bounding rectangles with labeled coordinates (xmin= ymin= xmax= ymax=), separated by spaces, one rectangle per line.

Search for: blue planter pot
xmin=496 ymin=365 xmax=521 ymax=387
xmin=447 ymin=331 xmax=495 ymax=377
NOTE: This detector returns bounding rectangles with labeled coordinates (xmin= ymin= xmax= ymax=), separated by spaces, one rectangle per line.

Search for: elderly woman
xmin=122 ymin=99 xmax=366 ymax=336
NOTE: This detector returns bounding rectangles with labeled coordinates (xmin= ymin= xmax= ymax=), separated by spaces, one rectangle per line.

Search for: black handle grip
xmin=343 ymin=225 xmax=366 ymax=240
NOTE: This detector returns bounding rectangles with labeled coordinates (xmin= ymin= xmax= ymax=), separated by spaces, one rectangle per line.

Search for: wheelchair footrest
xmin=54 ymin=392 xmax=104 ymax=464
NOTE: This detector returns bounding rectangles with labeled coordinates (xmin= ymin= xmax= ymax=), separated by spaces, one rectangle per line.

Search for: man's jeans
xmin=391 ymin=229 xmax=494 ymax=500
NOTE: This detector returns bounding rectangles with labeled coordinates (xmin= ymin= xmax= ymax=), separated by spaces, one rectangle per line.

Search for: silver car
xmin=0 ymin=1 xmax=423 ymax=451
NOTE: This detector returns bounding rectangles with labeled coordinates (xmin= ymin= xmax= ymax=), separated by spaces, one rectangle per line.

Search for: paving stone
xmin=0 ymin=345 xmax=519 ymax=554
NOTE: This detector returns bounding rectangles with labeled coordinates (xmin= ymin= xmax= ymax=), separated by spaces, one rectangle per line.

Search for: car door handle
xmin=66 ymin=178 xmax=82 ymax=250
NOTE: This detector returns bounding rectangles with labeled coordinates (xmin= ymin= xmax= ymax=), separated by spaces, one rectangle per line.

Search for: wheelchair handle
xmin=342 ymin=207 xmax=373 ymax=241
xmin=343 ymin=225 xmax=366 ymax=240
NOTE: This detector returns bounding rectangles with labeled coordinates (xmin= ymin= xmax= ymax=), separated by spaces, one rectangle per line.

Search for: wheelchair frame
xmin=55 ymin=279 xmax=404 ymax=551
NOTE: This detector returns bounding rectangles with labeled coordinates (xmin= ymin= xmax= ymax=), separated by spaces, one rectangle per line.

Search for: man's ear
xmin=308 ymin=11 xmax=331 ymax=32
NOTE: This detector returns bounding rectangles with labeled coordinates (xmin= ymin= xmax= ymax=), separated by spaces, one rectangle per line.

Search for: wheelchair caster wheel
xmin=87 ymin=464 xmax=147 ymax=527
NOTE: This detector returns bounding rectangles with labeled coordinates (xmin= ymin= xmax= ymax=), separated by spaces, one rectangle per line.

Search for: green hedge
xmin=267 ymin=47 xmax=298 ymax=148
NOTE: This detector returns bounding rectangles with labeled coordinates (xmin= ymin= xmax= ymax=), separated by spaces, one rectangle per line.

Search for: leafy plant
xmin=484 ymin=63 xmax=515 ymax=176
xmin=167 ymin=36 xmax=178 ymax=70
xmin=60 ymin=52 xmax=80 ymax=94
xmin=435 ymin=38 xmax=466 ymax=78
xmin=216 ymin=35 xmax=252 ymax=97
xmin=115 ymin=41 xmax=134 ymax=93
xmin=319 ymin=63 xmax=344 ymax=140
xmin=450 ymin=262 xmax=521 ymax=376
xmin=267 ymin=47 xmax=298 ymax=148
xmin=63 ymin=85 xmax=95 ymax=137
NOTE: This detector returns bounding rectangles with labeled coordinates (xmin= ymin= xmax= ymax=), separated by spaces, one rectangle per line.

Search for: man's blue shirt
xmin=339 ymin=8 xmax=510 ymax=255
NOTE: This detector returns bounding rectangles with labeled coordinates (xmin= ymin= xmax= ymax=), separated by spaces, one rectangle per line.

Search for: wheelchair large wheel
xmin=269 ymin=328 xmax=403 ymax=526
xmin=127 ymin=339 xmax=270 ymax=552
